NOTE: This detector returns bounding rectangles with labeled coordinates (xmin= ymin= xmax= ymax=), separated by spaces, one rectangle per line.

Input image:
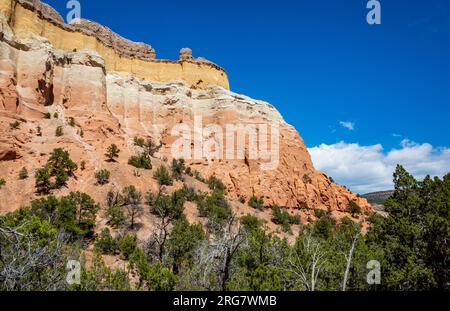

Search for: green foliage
xmin=271 ymin=205 xmax=300 ymax=233
xmin=133 ymin=137 xmax=161 ymax=157
xmin=43 ymin=112 xmax=51 ymax=119
xmin=171 ymin=158 xmax=186 ymax=181
xmin=185 ymin=166 xmax=193 ymax=177
xmin=68 ymin=117 xmax=76 ymax=127
xmin=128 ymin=153 xmax=152 ymax=169
xmin=106 ymin=187 xmax=142 ymax=229
xmin=1 ymin=163 xmax=448 ymax=292
xmin=154 ymin=165 xmax=173 ymax=186
xmin=144 ymin=138 xmax=162 ymax=157
xmin=147 ymin=262 xmax=177 ymax=291
xmin=122 ymin=185 xmax=143 ymax=229
xmin=80 ymin=160 xmax=86 ymax=171
xmin=47 ymin=148 xmax=78 ymax=179
xmin=313 ymin=215 xmax=335 ymax=239
xmin=105 ymin=144 xmax=120 ymax=162
xmin=106 ymin=205 xmax=126 ymax=227
xmin=197 ymin=191 xmax=230 ymax=227
xmin=129 ymin=246 xmax=151 ymax=287
xmin=118 ymin=234 xmax=138 ymax=260
xmin=133 ymin=136 xmax=145 ymax=148
xmin=19 ymin=167 xmax=29 ymax=180
xmin=53 ymin=112 xmax=59 ymax=119
xmin=55 ymin=126 xmax=64 ymax=137
xmin=347 ymin=201 xmax=362 ymax=216
xmin=239 ymin=196 xmax=246 ymax=204
xmin=0 ymin=178 xmax=5 ymax=188
xmin=95 ymin=228 xmax=117 ymax=255
xmin=35 ymin=166 xmax=52 ymax=194
xmin=207 ymin=175 xmax=226 ymax=193
xmin=35 ymin=148 xmax=78 ymax=191
xmin=30 ymin=192 xmax=99 ymax=238
xmin=168 ymin=216 xmax=207 ymax=273
xmin=248 ymin=196 xmax=264 ymax=211
xmin=247 ymin=265 xmax=282 ymax=291
xmin=193 ymin=170 xmax=205 ymax=183
xmin=366 ymin=165 xmax=450 ymax=290
xmin=149 ymin=192 xmax=185 ymax=221
xmin=9 ymin=121 xmax=21 ymax=130
xmin=314 ymin=209 xmax=327 ymax=219
xmin=75 ymin=253 xmax=132 ymax=291
xmin=95 ymin=169 xmax=110 ymax=185
xmin=241 ymin=214 xmax=264 ymax=232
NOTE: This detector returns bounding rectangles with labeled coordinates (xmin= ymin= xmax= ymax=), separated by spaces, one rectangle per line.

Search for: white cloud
xmin=339 ymin=121 xmax=355 ymax=131
xmin=308 ymin=140 xmax=450 ymax=194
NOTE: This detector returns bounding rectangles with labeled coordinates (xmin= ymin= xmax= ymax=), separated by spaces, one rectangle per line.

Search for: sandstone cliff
xmin=0 ymin=1 xmax=371 ymax=225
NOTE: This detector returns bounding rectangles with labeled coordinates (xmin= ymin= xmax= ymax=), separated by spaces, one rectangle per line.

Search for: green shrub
xmin=68 ymin=117 xmax=76 ymax=127
xmin=144 ymin=138 xmax=161 ymax=157
xmin=239 ymin=196 xmax=246 ymax=204
xmin=9 ymin=121 xmax=21 ymax=130
xmin=347 ymin=201 xmax=362 ymax=216
xmin=185 ymin=166 xmax=193 ymax=176
xmin=313 ymin=216 xmax=334 ymax=239
xmin=53 ymin=112 xmax=59 ymax=119
xmin=197 ymin=191 xmax=230 ymax=226
xmin=35 ymin=166 xmax=52 ymax=194
xmin=43 ymin=112 xmax=51 ymax=119
xmin=0 ymin=178 xmax=6 ymax=189
xmin=80 ymin=160 xmax=86 ymax=171
xmin=271 ymin=205 xmax=300 ymax=233
xmin=105 ymin=144 xmax=120 ymax=162
xmin=168 ymin=216 xmax=206 ymax=272
xmin=249 ymin=196 xmax=264 ymax=211
xmin=118 ymin=234 xmax=138 ymax=260
xmin=314 ymin=209 xmax=327 ymax=219
xmin=241 ymin=214 xmax=264 ymax=232
xmin=95 ymin=228 xmax=117 ymax=255
xmin=106 ymin=205 xmax=126 ymax=227
xmin=95 ymin=169 xmax=110 ymax=185
xmin=128 ymin=247 xmax=150 ymax=286
xmin=128 ymin=154 xmax=152 ymax=169
xmin=133 ymin=137 xmax=145 ymax=148
xmin=150 ymin=192 xmax=184 ymax=221
xmin=55 ymin=126 xmax=64 ymax=137
xmin=147 ymin=262 xmax=177 ymax=291
xmin=19 ymin=167 xmax=29 ymax=180
xmin=35 ymin=149 xmax=78 ymax=193
xmin=154 ymin=166 xmax=173 ymax=186
xmin=193 ymin=170 xmax=205 ymax=183
xmin=171 ymin=158 xmax=186 ymax=181
xmin=30 ymin=192 xmax=99 ymax=238
xmin=207 ymin=175 xmax=226 ymax=193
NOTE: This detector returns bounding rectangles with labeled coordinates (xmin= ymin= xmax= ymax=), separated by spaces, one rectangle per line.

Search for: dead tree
xmin=342 ymin=233 xmax=360 ymax=291
xmin=193 ymin=214 xmax=245 ymax=291
xmin=0 ymin=227 xmax=68 ymax=291
xmin=286 ymin=232 xmax=326 ymax=291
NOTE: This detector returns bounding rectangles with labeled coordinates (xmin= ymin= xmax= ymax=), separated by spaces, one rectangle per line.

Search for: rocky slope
xmin=0 ymin=1 xmax=371 ymax=223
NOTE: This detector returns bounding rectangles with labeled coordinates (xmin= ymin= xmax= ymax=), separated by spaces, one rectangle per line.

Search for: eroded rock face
xmin=0 ymin=21 xmax=371 ymax=214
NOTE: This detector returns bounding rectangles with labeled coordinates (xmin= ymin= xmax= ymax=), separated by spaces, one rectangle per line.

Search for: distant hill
xmin=362 ymin=191 xmax=395 ymax=205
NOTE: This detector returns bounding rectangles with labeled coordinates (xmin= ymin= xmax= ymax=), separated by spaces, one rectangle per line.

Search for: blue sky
xmin=44 ymin=0 xmax=450 ymax=192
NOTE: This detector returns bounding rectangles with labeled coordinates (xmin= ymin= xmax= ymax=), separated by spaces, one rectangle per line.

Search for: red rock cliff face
xmin=0 ymin=6 xmax=371 ymax=215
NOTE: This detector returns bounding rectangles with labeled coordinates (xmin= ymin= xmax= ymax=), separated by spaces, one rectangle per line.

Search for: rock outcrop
xmin=0 ymin=0 xmax=229 ymax=89
xmin=0 ymin=0 xmax=371 ymax=218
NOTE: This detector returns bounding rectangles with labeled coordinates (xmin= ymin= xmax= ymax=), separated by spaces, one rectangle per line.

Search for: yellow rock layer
xmin=0 ymin=0 xmax=230 ymax=89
